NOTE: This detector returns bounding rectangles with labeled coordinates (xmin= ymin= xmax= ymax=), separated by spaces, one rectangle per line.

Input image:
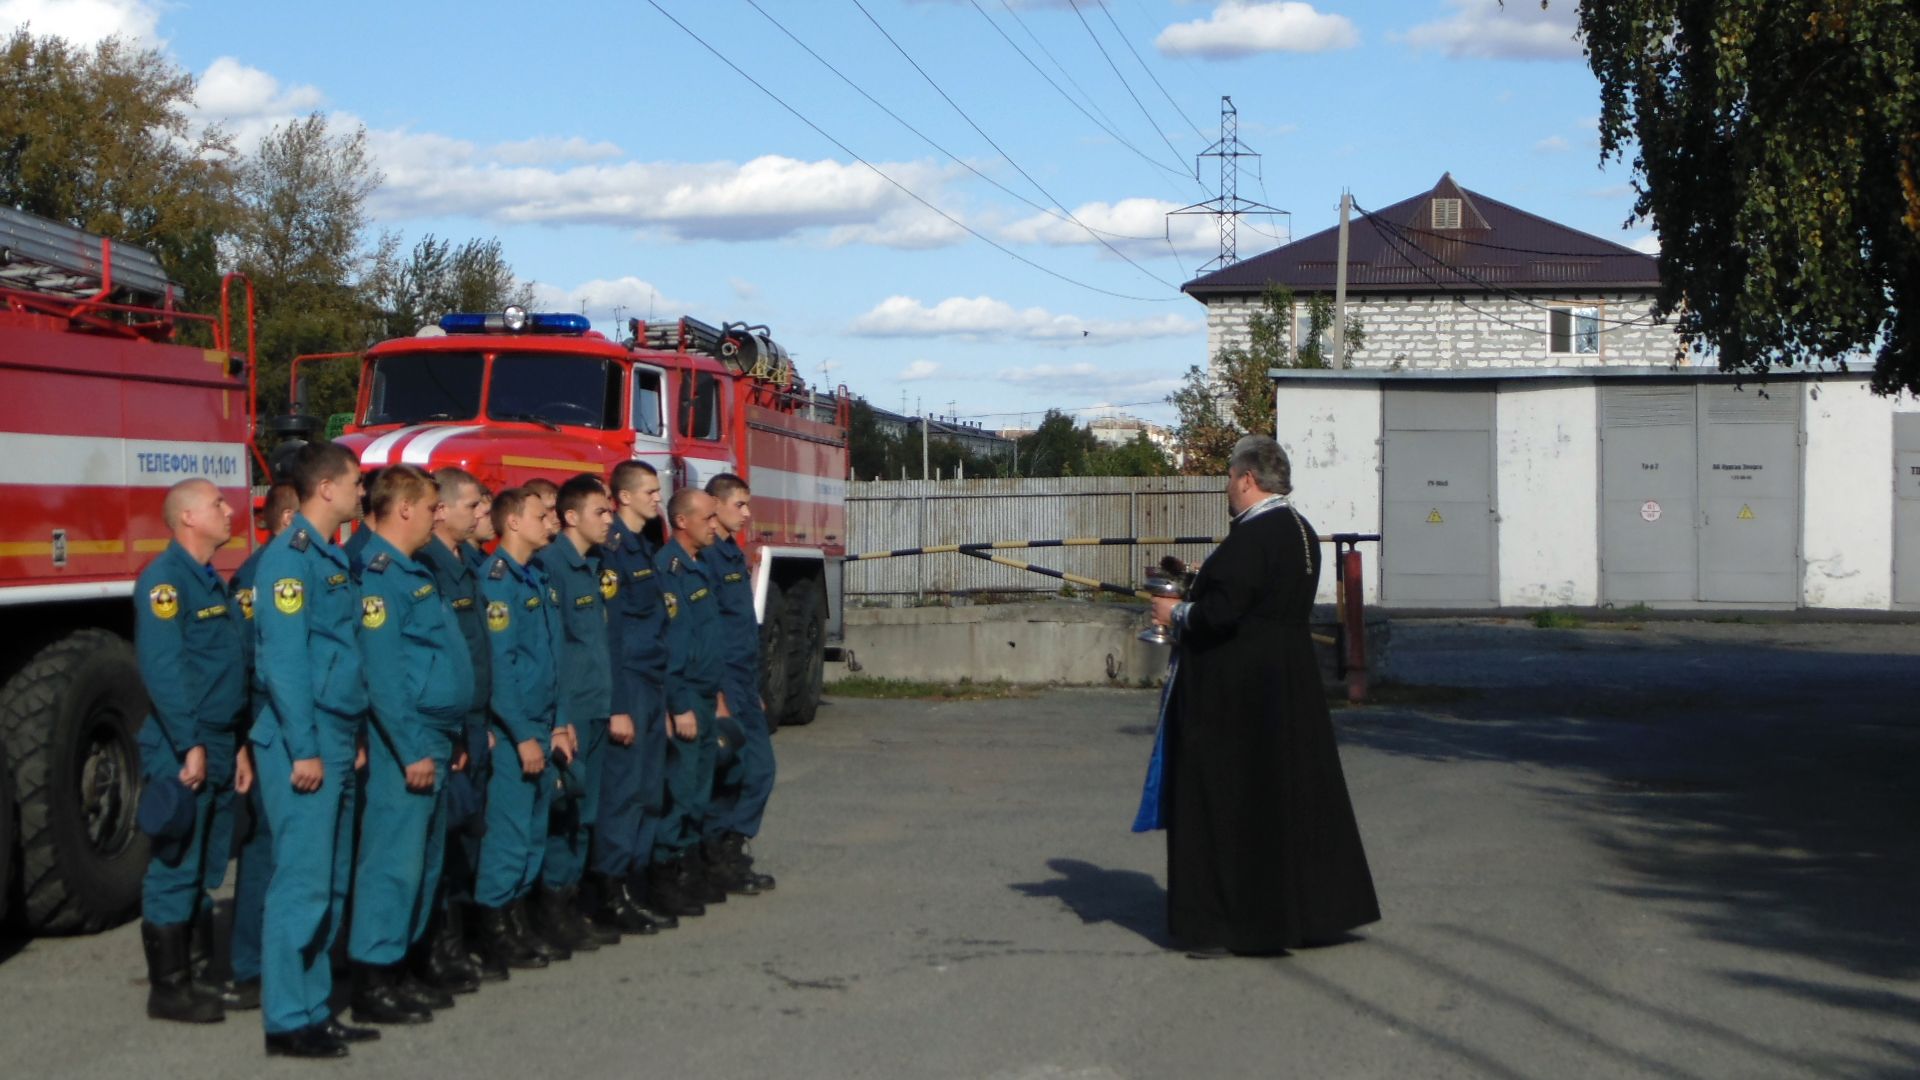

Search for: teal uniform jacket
xmin=253 ymin=513 xmax=369 ymax=761
xmin=356 ymin=533 xmax=474 ymax=764
xmin=706 ymin=535 xmax=760 ymax=679
xmin=135 ymin=540 xmax=248 ymax=751
xmin=535 ymin=537 xmax=613 ymax=728
xmin=422 ymin=536 xmax=492 ymax=736
xmin=229 ymin=545 xmax=265 ymax=677
xmin=604 ymin=517 xmax=667 ymax=697
xmin=656 ymin=538 xmax=722 ymax=715
xmin=479 ymin=549 xmax=562 ymax=748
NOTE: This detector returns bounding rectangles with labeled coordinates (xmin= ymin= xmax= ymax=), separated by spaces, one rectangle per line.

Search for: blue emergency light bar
xmin=439 ymin=306 xmax=592 ymax=335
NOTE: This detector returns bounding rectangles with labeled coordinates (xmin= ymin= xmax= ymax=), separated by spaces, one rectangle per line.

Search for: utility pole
xmin=1171 ymin=96 xmax=1288 ymax=274
xmin=1331 ymin=190 xmax=1352 ymax=368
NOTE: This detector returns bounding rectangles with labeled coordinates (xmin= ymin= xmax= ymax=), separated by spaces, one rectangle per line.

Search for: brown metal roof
xmin=1183 ymin=173 xmax=1661 ymax=300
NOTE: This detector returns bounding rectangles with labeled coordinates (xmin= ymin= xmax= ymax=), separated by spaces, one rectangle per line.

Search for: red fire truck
xmin=280 ymin=306 xmax=849 ymax=733
xmin=0 ymin=207 xmax=259 ymax=933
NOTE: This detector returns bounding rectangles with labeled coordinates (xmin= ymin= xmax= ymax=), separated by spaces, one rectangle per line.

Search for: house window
xmin=1549 ymin=306 xmax=1600 ymax=354
xmin=1431 ymin=198 xmax=1462 ymax=230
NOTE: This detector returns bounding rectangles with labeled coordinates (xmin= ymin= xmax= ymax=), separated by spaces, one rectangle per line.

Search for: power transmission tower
xmin=1170 ymin=96 xmax=1287 ymax=274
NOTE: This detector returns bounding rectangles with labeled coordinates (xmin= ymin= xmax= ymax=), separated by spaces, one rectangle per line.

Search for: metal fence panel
xmin=846 ymin=477 xmax=1229 ymax=600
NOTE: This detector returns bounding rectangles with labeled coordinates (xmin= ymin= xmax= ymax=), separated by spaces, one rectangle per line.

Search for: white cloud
xmin=898 ymin=360 xmax=942 ymax=382
xmin=1002 ymin=197 xmax=1219 ymax=258
xmin=194 ymin=57 xmax=323 ymax=119
xmin=1629 ymin=234 xmax=1661 ymax=255
xmin=527 ymin=277 xmax=692 ymax=324
xmin=849 ymin=295 xmax=1201 ymax=344
xmin=823 ymin=206 xmax=970 ymax=250
xmin=1156 ymin=2 xmax=1358 ymax=59
xmin=0 ymin=0 xmax=160 ymax=45
xmin=489 ymin=136 xmax=624 ymax=166
xmin=1401 ymin=0 xmax=1582 ymax=60
xmin=1533 ymin=135 xmax=1570 ymax=154
xmin=728 ymin=277 xmax=760 ymax=302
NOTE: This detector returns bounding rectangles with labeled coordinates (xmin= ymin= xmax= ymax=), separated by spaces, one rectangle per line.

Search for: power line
xmin=968 ymin=0 xmax=1194 ymax=189
xmin=744 ymin=0 xmax=1167 ymax=248
xmin=1066 ymin=0 xmax=1194 ymax=179
xmin=1093 ymin=0 xmax=1209 ymax=143
xmin=1383 ymin=215 xmax=1659 ymax=258
xmin=641 ymin=0 xmax=1176 ymax=304
xmin=849 ymin=0 xmax=1179 ymax=289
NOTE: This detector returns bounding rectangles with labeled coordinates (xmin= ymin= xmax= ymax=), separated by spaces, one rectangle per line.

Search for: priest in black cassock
xmin=1146 ymin=435 xmax=1379 ymax=957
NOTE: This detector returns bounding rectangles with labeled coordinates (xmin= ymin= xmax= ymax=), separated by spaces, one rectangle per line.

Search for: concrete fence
xmin=846 ymin=476 xmax=1228 ymax=601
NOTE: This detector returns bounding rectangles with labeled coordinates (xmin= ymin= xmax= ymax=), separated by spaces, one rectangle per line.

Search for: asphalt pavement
xmin=1 ymin=618 xmax=1916 ymax=1079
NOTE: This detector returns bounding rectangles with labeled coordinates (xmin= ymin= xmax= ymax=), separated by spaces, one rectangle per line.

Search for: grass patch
xmin=826 ymin=676 xmax=1028 ymax=701
xmin=1530 ymin=608 xmax=1585 ymax=630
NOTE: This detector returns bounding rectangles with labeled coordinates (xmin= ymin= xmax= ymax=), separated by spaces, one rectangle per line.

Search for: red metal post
xmin=1340 ymin=546 xmax=1368 ymax=703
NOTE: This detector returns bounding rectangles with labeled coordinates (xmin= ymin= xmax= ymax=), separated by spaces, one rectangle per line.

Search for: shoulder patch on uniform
xmin=688 ymin=587 xmax=709 ymax=603
xmin=662 ymin=592 xmax=679 ymax=619
xmin=574 ymin=594 xmax=595 ymax=608
xmin=524 ymin=595 xmax=541 ymax=610
xmin=361 ymin=595 xmax=387 ymax=629
xmin=148 ymin=583 xmax=180 ymax=620
xmin=451 ymin=596 xmax=474 ymax=611
xmin=488 ymin=558 xmax=508 ymax=580
xmin=412 ymin=582 xmax=434 ymax=600
xmin=486 ymin=600 xmax=509 ymax=632
xmin=289 ymin=529 xmax=311 ymax=552
xmin=366 ymin=553 xmax=392 ymax=574
xmin=724 ymin=572 xmax=744 ymax=584
xmin=273 ymin=578 xmax=304 ymax=615
xmin=599 ymin=567 xmax=618 ymax=600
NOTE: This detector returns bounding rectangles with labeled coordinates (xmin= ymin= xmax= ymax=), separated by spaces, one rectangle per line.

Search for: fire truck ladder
xmin=0 ymin=206 xmax=181 ymax=306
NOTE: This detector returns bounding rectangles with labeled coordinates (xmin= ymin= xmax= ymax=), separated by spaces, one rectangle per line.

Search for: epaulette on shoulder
xmin=489 ymin=558 xmax=508 ymax=580
xmin=366 ymin=552 xmax=391 ymax=574
xmin=289 ymin=529 xmax=311 ymax=552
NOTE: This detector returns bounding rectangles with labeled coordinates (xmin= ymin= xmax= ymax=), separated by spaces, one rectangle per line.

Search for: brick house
xmin=1183 ymin=174 xmax=1685 ymax=370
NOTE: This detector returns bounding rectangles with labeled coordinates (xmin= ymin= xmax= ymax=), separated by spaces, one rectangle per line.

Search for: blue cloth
xmin=475 ymin=547 xmax=562 ymax=905
xmin=1131 ymin=657 xmax=1178 ymax=833
xmin=601 ymin=516 xmax=669 ymax=874
xmin=653 ymin=541 xmax=721 ymax=859
xmin=653 ymin=698 xmax=717 ymax=862
xmin=348 ymin=718 xmax=450 ymax=964
xmin=138 ymin=727 xmax=236 ymax=924
xmin=250 ymin=514 xmax=365 ymax=1034
xmin=224 ymin=544 xmax=271 ymax=981
xmin=477 ymin=731 xmax=553 ymax=907
xmin=543 ymin=715 xmax=603 ymax=888
xmin=702 ymin=536 xmax=776 ymax=839
xmin=534 ymin=536 xmax=612 ymax=889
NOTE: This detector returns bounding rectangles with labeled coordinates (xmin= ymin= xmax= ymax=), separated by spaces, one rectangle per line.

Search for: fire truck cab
xmin=285 ymin=307 xmax=849 ymax=731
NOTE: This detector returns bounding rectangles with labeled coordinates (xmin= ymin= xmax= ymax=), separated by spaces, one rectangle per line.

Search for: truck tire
xmin=0 ymin=630 xmax=149 ymax=934
xmin=0 ymin=741 xmax=15 ymax=925
xmin=758 ymin=584 xmax=789 ymax=734
xmin=778 ymin=579 xmax=825 ymax=728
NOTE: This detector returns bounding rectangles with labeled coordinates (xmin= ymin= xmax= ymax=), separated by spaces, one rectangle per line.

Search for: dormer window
xmin=1431 ymin=198 xmax=1462 ymax=230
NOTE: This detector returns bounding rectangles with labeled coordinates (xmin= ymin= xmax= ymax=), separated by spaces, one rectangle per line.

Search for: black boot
xmin=324 ymin=1017 xmax=381 ymax=1043
xmin=535 ymin=885 xmax=596 ymax=952
xmin=398 ymin=942 xmax=457 ymax=1010
xmin=685 ymin=851 xmax=727 ymax=904
xmin=511 ymin=896 xmax=570 ymax=962
xmin=265 ymin=1025 xmax=349 ymax=1059
xmin=646 ymin=859 xmax=704 ymax=918
xmin=188 ymin=907 xmax=248 ymax=1007
xmin=439 ymin=903 xmax=485 ymax=988
xmin=589 ymin=872 xmax=661 ymax=935
xmin=475 ymin=904 xmax=542 ymax=971
xmin=229 ymin=978 xmax=261 ymax=1011
xmin=703 ymin=837 xmax=763 ymax=896
xmin=349 ymin=962 xmax=432 ymax=1025
xmin=571 ymin=883 xmax=621 ymax=947
xmin=415 ymin=910 xmax=479 ymax=996
xmin=463 ymin=903 xmax=510 ymax=981
xmin=722 ymin=832 xmax=777 ymax=891
xmin=142 ymin=921 xmax=225 ymax=1024
xmin=626 ymin=870 xmax=679 ymax=930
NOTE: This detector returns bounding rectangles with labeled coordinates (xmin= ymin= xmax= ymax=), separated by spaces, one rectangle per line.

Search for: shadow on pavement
xmin=1009 ymin=857 xmax=1171 ymax=948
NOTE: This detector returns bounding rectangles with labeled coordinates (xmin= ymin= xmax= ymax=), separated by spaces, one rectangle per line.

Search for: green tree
xmin=365 ymin=232 xmax=533 ymax=341
xmin=1573 ymin=0 xmax=1920 ymax=393
xmin=231 ymin=113 xmax=383 ymax=422
xmin=1085 ymin=432 xmax=1174 ymax=476
xmin=1015 ymin=409 xmax=1098 ymax=477
xmin=0 ymin=30 xmax=237 ymax=321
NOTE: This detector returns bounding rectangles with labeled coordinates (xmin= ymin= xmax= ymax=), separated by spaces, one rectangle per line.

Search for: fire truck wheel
xmin=0 ymin=741 xmax=15 ymax=925
xmin=758 ymin=584 xmax=790 ymax=734
xmin=0 ymin=629 xmax=149 ymax=935
xmin=779 ymin=579 xmax=825 ymax=728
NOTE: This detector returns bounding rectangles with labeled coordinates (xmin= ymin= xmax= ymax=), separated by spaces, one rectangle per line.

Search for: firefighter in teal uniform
xmin=531 ymin=475 xmax=621 ymax=952
xmin=134 ymin=478 xmax=246 ymax=1025
xmin=250 ymin=443 xmax=374 ymax=1059
xmin=700 ymin=473 xmax=777 ymax=895
xmin=472 ymin=487 xmax=568 ymax=970
xmin=346 ymin=465 xmax=473 ymax=1026
xmin=648 ymin=488 xmax=727 ymax=914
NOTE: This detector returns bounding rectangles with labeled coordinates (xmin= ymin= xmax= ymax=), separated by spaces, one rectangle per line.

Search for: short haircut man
xmin=666 ymin=487 xmax=704 ymax=530
xmin=523 ymin=476 xmax=559 ymax=502
xmin=490 ymin=488 xmax=534 ymax=539
xmin=1226 ymin=435 xmax=1292 ymax=496
xmin=433 ymin=466 xmax=479 ymax=502
xmin=283 ymin=441 xmax=359 ymax=502
xmin=261 ymin=481 xmax=300 ymax=532
xmin=610 ymin=460 xmax=657 ymax=494
xmin=704 ymin=472 xmax=748 ymax=501
xmin=367 ymin=464 xmax=438 ymax=521
xmin=555 ymin=475 xmax=607 ymax=527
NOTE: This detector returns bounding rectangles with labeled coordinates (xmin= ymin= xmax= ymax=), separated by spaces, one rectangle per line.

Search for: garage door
xmin=1381 ymin=389 xmax=1495 ymax=604
xmin=1897 ymin=415 xmax=1920 ymax=605
xmin=1599 ymin=383 xmax=1802 ymax=605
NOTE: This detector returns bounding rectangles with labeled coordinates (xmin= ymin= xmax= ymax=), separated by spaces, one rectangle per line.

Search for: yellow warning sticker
xmin=1426 ymin=509 xmax=1444 ymax=525
xmin=1738 ymin=505 xmax=1755 ymax=521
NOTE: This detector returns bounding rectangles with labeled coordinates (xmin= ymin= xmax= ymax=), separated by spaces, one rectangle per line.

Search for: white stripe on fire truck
xmin=675 ymin=457 xmax=733 ymax=490
xmin=398 ymin=425 xmax=485 ymax=466
xmin=0 ymin=433 xmax=249 ymax=488
xmin=359 ymin=424 xmax=430 ymax=466
xmin=747 ymin=465 xmax=848 ymax=506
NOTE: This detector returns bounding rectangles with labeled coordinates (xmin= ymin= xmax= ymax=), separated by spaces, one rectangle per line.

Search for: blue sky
xmin=4 ymin=0 xmax=1646 ymax=428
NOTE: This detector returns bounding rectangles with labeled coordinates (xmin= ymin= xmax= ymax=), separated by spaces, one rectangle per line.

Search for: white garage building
xmin=1276 ymin=368 xmax=1920 ymax=611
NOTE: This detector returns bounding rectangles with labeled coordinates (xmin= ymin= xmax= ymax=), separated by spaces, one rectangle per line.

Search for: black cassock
xmin=1164 ymin=500 xmax=1380 ymax=952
